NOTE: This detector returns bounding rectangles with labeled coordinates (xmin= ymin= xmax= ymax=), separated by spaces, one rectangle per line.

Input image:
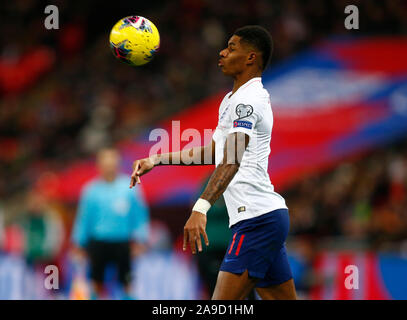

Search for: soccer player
xmin=72 ymin=147 xmax=150 ymax=299
xmin=130 ymin=26 xmax=297 ymax=300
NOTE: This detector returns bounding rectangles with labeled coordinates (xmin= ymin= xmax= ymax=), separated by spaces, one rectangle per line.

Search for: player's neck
xmin=231 ymin=70 xmax=262 ymax=95
xmin=102 ymin=173 xmax=117 ymax=183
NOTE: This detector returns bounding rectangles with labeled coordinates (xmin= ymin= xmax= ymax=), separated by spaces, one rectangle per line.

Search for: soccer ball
xmin=109 ymin=16 xmax=160 ymax=66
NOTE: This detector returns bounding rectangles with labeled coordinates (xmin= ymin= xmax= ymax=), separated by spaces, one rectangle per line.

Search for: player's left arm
xmin=183 ymin=131 xmax=249 ymax=254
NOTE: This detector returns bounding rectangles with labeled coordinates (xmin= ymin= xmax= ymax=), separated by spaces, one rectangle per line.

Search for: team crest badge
xmin=235 ymin=104 xmax=253 ymax=119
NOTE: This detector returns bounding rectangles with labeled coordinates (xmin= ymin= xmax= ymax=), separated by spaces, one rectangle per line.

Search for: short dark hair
xmin=233 ymin=25 xmax=273 ymax=71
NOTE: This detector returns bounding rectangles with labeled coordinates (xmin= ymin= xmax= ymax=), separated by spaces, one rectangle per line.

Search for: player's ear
xmin=246 ymin=52 xmax=256 ymax=66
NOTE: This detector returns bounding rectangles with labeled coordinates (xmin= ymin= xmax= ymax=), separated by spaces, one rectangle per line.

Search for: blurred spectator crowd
xmin=284 ymin=140 xmax=407 ymax=250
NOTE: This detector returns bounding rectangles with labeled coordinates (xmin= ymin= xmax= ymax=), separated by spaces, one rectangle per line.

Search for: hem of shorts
xmin=220 ymin=266 xmax=293 ymax=287
xmin=219 ymin=267 xmax=266 ymax=280
xmin=228 ymin=206 xmax=288 ymax=228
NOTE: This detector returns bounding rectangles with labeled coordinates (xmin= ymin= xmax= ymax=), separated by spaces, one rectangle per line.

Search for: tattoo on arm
xmin=200 ymin=132 xmax=249 ymax=205
xmin=201 ymin=162 xmax=239 ymax=204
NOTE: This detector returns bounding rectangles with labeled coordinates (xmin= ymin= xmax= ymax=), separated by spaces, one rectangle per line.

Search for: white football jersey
xmin=212 ymin=77 xmax=288 ymax=227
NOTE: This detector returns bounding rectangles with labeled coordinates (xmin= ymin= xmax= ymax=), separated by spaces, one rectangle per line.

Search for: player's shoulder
xmin=224 ymin=78 xmax=269 ymax=101
xmin=235 ymin=79 xmax=269 ymax=109
xmin=238 ymin=77 xmax=268 ymax=97
xmin=80 ymin=178 xmax=100 ymax=196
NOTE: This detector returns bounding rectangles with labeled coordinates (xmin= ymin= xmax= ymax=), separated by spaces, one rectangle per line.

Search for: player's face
xmin=97 ymin=149 xmax=121 ymax=180
xmin=218 ymin=35 xmax=251 ymax=76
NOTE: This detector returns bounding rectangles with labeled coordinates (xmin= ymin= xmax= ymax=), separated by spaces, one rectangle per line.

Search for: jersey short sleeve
xmin=227 ymin=101 xmax=262 ymax=137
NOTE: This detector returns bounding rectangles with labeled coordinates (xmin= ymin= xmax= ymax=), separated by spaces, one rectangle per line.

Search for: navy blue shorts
xmin=219 ymin=208 xmax=293 ymax=287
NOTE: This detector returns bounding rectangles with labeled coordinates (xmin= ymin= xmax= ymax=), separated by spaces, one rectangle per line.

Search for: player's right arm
xmin=130 ymin=139 xmax=215 ymax=187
